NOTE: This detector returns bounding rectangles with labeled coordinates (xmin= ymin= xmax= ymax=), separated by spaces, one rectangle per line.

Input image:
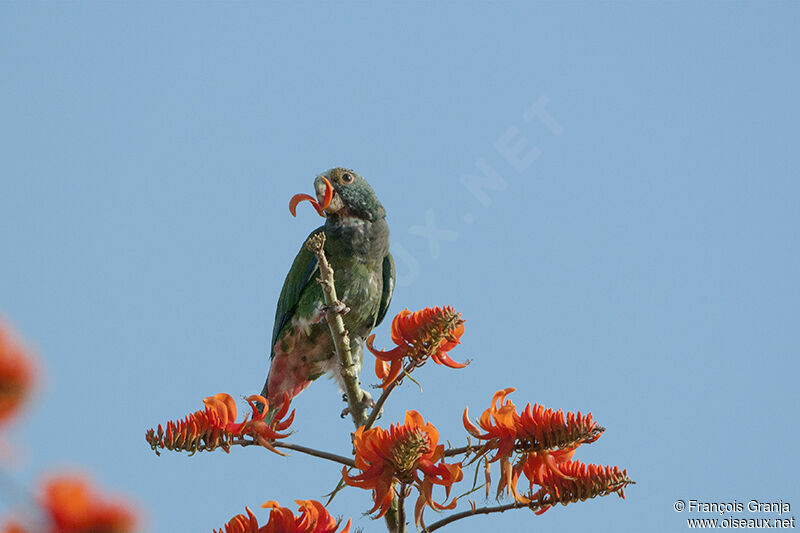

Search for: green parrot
xmin=260 ymin=167 xmax=395 ymax=415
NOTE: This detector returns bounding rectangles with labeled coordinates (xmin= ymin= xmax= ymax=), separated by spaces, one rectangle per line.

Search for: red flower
xmin=463 ymin=388 xmax=604 ymax=502
xmin=367 ymin=307 xmax=466 ymax=388
xmin=213 ymin=500 xmax=350 ymax=533
xmin=145 ymin=393 xmax=294 ymax=455
xmin=0 ymin=319 xmax=35 ymax=427
xmin=342 ymin=411 xmax=462 ymax=527
xmin=528 ymin=460 xmax=633 ymax=514
xmin=3 ymin=474 xmax=138 ymax=533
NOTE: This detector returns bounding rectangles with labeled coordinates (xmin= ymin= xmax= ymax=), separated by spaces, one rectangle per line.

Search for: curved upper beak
xmin=314 ymin=175 xmax=340 ymax=213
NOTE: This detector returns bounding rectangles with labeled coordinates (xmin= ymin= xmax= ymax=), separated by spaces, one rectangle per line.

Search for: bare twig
xmin=422 ymin=500 xmax=543 ymax=532
xmin=273 ymin=442 xmax=356 ymax=468
xmin=201 ymin=438 xmax=356 ymax=467
xmin=442 ymin=444 xmax=484 ymax=458
xmin=363 ymin=360 xmax=416 ymax=431
xmin=305 ymin=233 xmax=369 ymax=428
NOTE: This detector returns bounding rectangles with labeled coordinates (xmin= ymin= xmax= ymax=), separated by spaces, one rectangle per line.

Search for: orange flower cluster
xmin=342 ymin=411 xmax=463 ymax=527
xmin=145 ymin=393 xmax=293 ymax=455
xmin=367 ymin=306 xmax=466 ymax=388
xmin=0 ymin=319 xmax=35 ymax=427
xmin=464 ymin=388 xmax=623 ymax=505
xmin=214 ymin=500 xmax=350 ymax=533
xmin=3 ymin=474 xmax=138 ymax=533
xmin=527 ymin=460 xmax=632 ymax=515
xmin=464 ymin=388 xmax=603 ymax=460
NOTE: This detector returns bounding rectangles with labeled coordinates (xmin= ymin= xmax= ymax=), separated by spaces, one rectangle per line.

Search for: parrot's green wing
xmin=270 ymin=227 xmax=324 ymax=356
xmin=374 ymin=252 xmax=395 ymax=328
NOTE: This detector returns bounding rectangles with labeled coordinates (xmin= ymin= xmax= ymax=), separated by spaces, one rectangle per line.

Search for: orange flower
xmin=342 ymin=411 xmax=462 ymax=526
xmin=367 ymin=306 xmax=466 ymax=388
xmin=463 ymin=388 xmax=603 ymax=460
xmin=213 ymin=500 xmax=350 ymax=533
xmin=4 ymin=474 xmax=138 ymax=533
xmin=0 ymin=319 xmax=35 ymax=427
xmin=289 ymin=178 xmax=334 ymax=217
xmin=527 ymin=460 xmax=633 ymax=515
xmin=463 ymin=388 xmax=604 ymax=502
xmin=145 ymin=393 xmax=294 ymax=455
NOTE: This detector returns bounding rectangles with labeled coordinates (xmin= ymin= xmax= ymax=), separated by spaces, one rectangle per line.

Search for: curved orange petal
xmin=320 ymin=177 xmax=334 ymax=210
xmin=375 ymin=355 xmax=390 ymax=381
xmin=366 ymin=335 xmax=408 ymax=362
xmin=274 ymin=392 xmax=292 ymax=421
xmin=274 ymin=408 xmax=295 ymax=432
xmin=249 ymin=420 xmax=290 ymax=441
xmin=390 ymin=310 xmax=412 ymax=345
xmin=431 ymin=350 xmax=467 ymax=369
xmin=289 ymin=193 xmax=324 ymax=217
xmin=203 ymin=394 xmax=237 ymax=425
xmin=462 ymin=406 xmax=486 ymax=438
xmin=379 ymin=360 xmax=403 ymax=389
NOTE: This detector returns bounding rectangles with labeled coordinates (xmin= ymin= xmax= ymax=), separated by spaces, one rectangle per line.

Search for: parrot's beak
xmin=289 ymin=178 xmax=334 ymax=218
xmin=315 ymin=176 xmax=343 ymax=214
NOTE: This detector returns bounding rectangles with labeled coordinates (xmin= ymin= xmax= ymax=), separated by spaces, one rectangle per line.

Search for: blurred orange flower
xmin=3 ymin=474 xmax=138 ymax=533
xmin=342 ymin=411 xmax=462 ymax=526
xmin=145 ymin=393 xmax=294 ymax=455
xmin=463 ymin=388 xmax=605 ymax=501
xmin=0 ymin=319 xmax=35 ymax=427
xmin=213 ymin=500 xmax=350 ymax=533
xmin=367 ymin=306 xmax=466 ymax=388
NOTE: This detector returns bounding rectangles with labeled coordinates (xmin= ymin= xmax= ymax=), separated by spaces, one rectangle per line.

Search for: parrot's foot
xmin=340 ymin=390 xmax=375 ymax=419
xmin=322 ymin=301 xmax=350 ymax=315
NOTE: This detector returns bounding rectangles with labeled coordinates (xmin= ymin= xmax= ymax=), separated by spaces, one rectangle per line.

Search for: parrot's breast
xmin=337 ymin=262 xmax=383 ymax=339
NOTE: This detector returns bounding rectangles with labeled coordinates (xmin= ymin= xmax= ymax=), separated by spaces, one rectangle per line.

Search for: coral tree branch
xmin=305 ymin=233 xmax=369 ymax=428
xmin=306 ymin=234 xmax=406 ymax=532
xmin=421 ymin=501 xmax=542 ymax=532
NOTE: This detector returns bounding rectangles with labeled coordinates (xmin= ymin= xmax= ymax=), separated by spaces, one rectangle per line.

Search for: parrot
xmin=260 ymin=167 xmax=395 ymax=417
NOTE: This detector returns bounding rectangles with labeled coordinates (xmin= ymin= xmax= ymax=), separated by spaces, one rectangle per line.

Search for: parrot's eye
xmin=341 ymin=172 xmax=353 ymax=184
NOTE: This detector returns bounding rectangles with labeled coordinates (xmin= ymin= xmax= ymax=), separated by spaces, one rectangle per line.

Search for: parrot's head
xmin=314 ymin=167 xmax=386 ymax=222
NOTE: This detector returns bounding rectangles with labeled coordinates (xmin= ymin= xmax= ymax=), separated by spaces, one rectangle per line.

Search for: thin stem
xmin=396 ymin=484 xmax=407 ymax=533
xmin=224 ymin=439 xmax=356 ymax=467
xmin=364 ymin=360 xmax=415 ymax=431
xmin=442 ymin=444 xmax=484 ymax=458
xmin=273 ymin=442 xmax=356 ymax=468
xmin=305 ymin=233 xmax=369 ymax=428
xmin=422 ymin=501 xmax=542 ymax=532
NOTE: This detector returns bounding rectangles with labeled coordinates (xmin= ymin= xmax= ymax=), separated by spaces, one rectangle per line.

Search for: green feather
xmin=375 ymin=253 xmax=395 ymax=328
xmin=270 ymin=227 xmax=323 ymax=355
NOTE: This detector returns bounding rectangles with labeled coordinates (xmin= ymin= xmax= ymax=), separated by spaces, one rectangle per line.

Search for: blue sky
xmin=1 ymin=2 xmax=798 ymax=532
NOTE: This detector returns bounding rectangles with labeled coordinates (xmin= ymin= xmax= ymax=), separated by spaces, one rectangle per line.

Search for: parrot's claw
xmin=340 ymin=390 xmax=375 ymax=419
xmin=322 ymin=302 xmax=350 ymax=315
